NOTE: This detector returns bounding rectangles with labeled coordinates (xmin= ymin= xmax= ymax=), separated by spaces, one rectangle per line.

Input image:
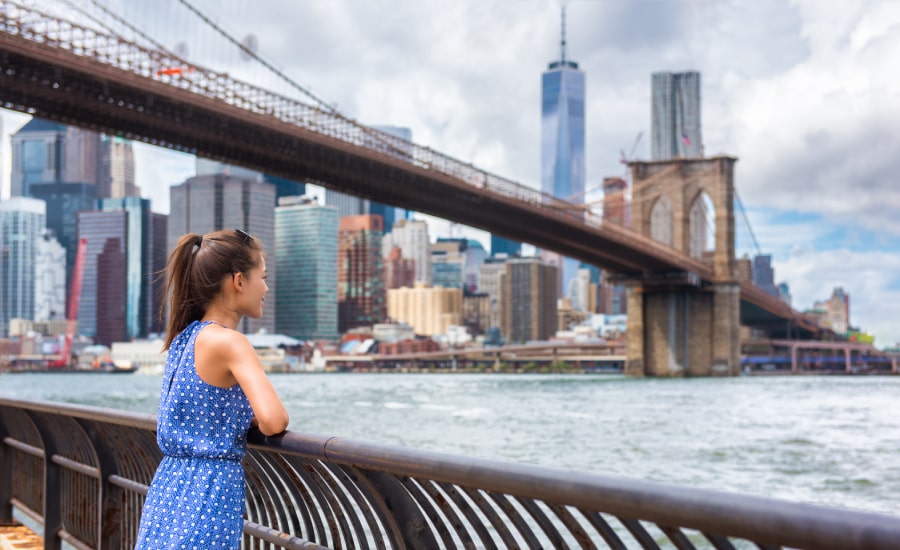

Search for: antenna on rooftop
xmin=560 ymin=2 xmax=567 ymax=64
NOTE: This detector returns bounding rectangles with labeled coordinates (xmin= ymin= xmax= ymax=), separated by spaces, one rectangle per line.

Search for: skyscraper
xmin=651 ymin=71 xmax=702 ymax=160
xmin=490 ymin=235 xmax=521 ymax=258
xmin=501 ymin=258 xmax=558 ymax=343
xmin=99 ymin=197 xmax=159 ymax=340
xmin=11 ymin=118 xmax=138 ymax=199
xmin=168 ymin=173 xmax=276 ymax=334
xmin=383 ymin=219 xmax=431 ymax=284
xmin=77 ymin=209 xmax=128 ymax=346
xmin=541 ymin=6 xmax=585 ymax=299
xmin=0 ymin=197 xmax=47 ymax=337
xmin=28 ymin=182 xmax=97 ymax=295
xmin=338 ymin=215 xmax=386 ymax=333
xmin=274 ymin=196 xmax=339 ymax=341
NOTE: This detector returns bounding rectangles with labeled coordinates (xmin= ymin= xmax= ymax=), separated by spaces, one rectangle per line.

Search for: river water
xmin=1 ymin=372 xmax=897 ymax=517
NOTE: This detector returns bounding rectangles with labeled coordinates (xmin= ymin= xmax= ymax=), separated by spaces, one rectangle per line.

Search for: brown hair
xmin=160 ymin=229 xmax=264 ymax=349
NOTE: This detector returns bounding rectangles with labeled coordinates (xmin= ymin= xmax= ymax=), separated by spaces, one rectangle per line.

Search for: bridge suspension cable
xmin=734 ymin=187 xmax=763 ymax=256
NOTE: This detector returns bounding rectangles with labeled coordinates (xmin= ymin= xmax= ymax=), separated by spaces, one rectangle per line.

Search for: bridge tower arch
xmin=625 ymin=156 xmax=740 ymax=376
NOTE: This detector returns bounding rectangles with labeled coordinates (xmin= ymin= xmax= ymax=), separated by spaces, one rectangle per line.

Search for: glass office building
xmin=651 ymin=71 xmax=702 ymax=160
xmin=541 ymin=24 xmax=585 ymax=299
xmin=274 ymin=196 xmax=339 ymax=341
xmin=77 ymin=209 xmax=128 ymax=345
xmin=99 ymin=197 xmax=157 ymax=340
xmin=0 ymin=197 xmax=46 ymax=337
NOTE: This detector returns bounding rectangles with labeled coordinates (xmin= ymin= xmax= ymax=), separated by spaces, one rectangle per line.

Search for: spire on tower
xmin=560 ymin=3 xmax=567 ymax=64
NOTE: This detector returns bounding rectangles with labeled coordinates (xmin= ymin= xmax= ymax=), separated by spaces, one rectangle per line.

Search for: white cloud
xmin=778 ymin=248 xmax=900 ymax=348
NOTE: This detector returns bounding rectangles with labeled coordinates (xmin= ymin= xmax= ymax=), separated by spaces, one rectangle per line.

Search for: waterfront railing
xmin=2 ymin=397 xmax=900 ymax=549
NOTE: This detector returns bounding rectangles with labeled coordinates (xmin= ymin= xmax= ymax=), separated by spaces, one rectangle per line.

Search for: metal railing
xmin=3 ymin=398 xmax=900 ymax=549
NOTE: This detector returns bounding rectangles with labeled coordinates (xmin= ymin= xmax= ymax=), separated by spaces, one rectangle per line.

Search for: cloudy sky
xmin=2 ymin=0 xmax=899 ymax=346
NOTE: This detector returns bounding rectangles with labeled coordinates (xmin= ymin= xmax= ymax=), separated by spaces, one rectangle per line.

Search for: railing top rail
xmin=0 ymin=396 xmax=156 ymax=431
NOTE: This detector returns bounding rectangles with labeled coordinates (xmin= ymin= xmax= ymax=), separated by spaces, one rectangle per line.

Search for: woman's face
xmin=240 ymin=258 xmax=269 ymax=319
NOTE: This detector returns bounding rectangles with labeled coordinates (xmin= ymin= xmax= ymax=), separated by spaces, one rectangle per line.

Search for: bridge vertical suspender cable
xmin=734 ymin=188 xmax=762 ymax=256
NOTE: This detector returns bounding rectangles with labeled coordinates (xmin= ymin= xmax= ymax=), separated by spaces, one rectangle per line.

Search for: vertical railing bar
xmin=657 ymin=525 xmax=698 ymax=550
xmin=618 ymin=517 xmax=662 ymax=549
xmin=244 ymin=451 xmax=296 ymax=539
xmin=544 ymin=502 xmax=596 ymax=549
xmin=284 ymin=458 xmax=331 ymax=546
xmin=517 ymin=498 xmax=584 ymax=549
xmin=486 ymin=492 xmax=546 ymax=549
xmin=576 ymin=510 xmax=628 ymax=550
xmin=435 ymin=481 xmax=498 ymax=550
xmin=703 ymin=532 xmax=738 ymax=550
xmin=268 ymin=455 xmax=326 ymax=544
xmin=397 ymin=477 xmax=457 ymax=549
xmin=339 ymin=464 xmax=404 ymax=550
xmin=23 ymin=410 xmax=61 ymax=550
xmin=416 ymin=479 xmax=478 ymax=549
xmin=458 ymin=485 xmax=521 ymax=548
xmin=318 ymin=461 xmax=377 ymax=550
xmin=313 ymin=460 xmax=372 ymax=550
xmin=243 ymin=462 xmax=269 ymax=548
xmin=303 ymin=459 xmax=361 ymax=549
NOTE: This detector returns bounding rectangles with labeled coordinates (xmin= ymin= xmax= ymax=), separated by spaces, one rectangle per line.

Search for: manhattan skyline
xmin=0 ymin=0 xmax=896 ymax=346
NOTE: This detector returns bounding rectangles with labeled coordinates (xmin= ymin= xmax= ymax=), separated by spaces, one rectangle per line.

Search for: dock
xmin=0 ymin=523 xmax=42 ymax=550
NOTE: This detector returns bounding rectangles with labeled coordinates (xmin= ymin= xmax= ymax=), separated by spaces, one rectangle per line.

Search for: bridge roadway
xmin=0 ymin=3 xmax=820 ymax=338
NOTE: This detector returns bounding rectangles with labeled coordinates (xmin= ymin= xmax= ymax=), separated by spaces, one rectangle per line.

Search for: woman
xmin=135 ymin=229 xmax=289 ymax=549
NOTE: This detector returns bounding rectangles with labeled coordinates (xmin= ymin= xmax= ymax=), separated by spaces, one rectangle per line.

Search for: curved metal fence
xmin=3 ymin=397 xmax=900 ymax=549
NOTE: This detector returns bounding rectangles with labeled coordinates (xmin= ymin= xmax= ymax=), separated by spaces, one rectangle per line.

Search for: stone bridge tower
xmin=624 ymin=156 xmax=741 ymax=376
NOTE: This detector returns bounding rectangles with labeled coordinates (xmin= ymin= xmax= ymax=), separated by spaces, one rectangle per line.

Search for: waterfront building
xmin=11 ymin=118 xmax=138 ymax=199
xmin=0 ymin=197 xmax=46 ymax=337
xmin=28 ymin=182 xmax=97 ymax=295
xmin=478 ymin=256 xmax=509 ymax=331
xmin=384 ymin=246 xmax=415 ymax=290
xmin=752 ymin=254 xmax=779 ymax=298
xmin=569 ymin=268 xmax=593 ymax=313
xmin=338 ymin=214 xmax=386 ymax=334
xmin=813 ymin=287 xmax=850 ymax=335
xmin=541 ymin=6 xmax=585 ymax=299
xmin=651 ymin=71 xmax=703 ymax=160
xmin=383 ymin=219 xmax=431 ymax=284
xmin=99 ymin=197 xmax=160 ymax=340
xmin=34 ymin=232 xmax=67 ymax=323
xmin=462 ymin=291 xmax=491 ymax=336
xmin=274 ymin=196 xmax=339 ymax=341
xmin=77 ymin=209 xmax=127 ymax=346
xmin=168 ymin=173 xmax=276 ymax=334
xmin=386 ymin=282 xmax=461 ymax=337
xmin=490 ymin=235 xmax=521 ymax=257
xmin=501 ymin=258 xmax=558 ymax=343
xmin=149 ymin=212 xmax=168 ymax=336
xmin=431 ymin=238 xmax=466 ymax=290
xmin=599 ymin=271 xmax=628 ymax=315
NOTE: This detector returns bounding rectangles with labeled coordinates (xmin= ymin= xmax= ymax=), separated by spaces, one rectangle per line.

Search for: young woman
xmin=135 ymin=229 xmax=289 ymax=549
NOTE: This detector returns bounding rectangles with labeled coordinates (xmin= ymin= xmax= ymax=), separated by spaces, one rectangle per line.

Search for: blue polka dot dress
xmin=135 ymin=320 xmax=254 ymax=549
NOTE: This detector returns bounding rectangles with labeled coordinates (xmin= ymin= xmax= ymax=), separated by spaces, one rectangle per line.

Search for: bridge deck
xmin=0 ymin=523 xmax=42 ymax=550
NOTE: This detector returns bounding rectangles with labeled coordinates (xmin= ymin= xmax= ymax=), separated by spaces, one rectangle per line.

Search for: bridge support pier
xmin=625 ymin=282 xmax=740 ymax=377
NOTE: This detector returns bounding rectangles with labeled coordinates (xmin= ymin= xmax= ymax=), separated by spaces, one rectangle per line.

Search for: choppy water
xmin=1 ymin=372 xmax=898 ymax=516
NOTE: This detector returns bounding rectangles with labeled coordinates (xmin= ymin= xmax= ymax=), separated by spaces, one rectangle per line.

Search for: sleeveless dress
xmin=135 ymin=320 xmax=255 ymax=549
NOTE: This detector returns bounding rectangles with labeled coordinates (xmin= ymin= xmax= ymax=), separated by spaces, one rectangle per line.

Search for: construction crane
xmin=619 ymin=131 xmax=643 ymax=169
xmin=48 ymin=238 xmax=86 ymax=369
